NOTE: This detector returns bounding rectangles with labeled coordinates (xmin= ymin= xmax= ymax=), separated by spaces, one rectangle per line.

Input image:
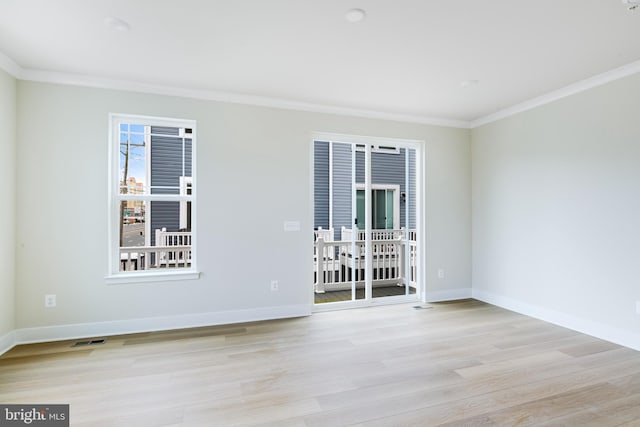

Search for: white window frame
xmin=179 ymin=176 xmax=193 ymax=230
xmin=354 ymin=143 xmax=400 ymax=154
xmin=106 ymin=114 xmax=199 ymax=284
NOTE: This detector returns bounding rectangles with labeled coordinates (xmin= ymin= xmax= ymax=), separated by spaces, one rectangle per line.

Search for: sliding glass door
xmin=313 ymin=136 xmax=420 ymax=306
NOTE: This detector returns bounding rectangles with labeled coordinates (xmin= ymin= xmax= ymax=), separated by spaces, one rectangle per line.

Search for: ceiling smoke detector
xmin=622 ymin=0 xmax=640 ymax=10
xmin=345 ymin=8 xmax=366 ymax=23
xmin=104 ymin=16 xmax=131 ymax=32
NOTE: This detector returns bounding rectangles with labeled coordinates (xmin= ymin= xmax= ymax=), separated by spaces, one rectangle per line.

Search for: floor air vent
xmin=72 ymin=338 xmax=106 ymax=347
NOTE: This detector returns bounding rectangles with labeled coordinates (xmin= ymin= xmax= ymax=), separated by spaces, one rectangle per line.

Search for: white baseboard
xmin=0 ymin=330 xmax=16 ymax=356
xmin=473 ymin=289 xmax=640 ymax=352
xmin=424 ymin=287 xmax=472 ymax=302
xmin=13 ymin=304 xmax=311 ymax=346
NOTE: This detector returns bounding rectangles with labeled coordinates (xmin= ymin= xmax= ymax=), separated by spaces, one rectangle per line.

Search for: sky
xmin=119 ymin=123 xmax=147 ymax=188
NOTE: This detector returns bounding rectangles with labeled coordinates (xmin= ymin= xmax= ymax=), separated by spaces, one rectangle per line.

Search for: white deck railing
xmin=341 ymin=227 xmax=415 ymax=242
xmin=314 ymin=228 xmax=417 ymax=293
xmin=120 ymin=245 xmax=192 ymax=270
xmin=119 ymin=228 xmax=192 ymax=271
xmin=156 ymin=228 xmax=192 ymax=247
xmin=120 ymin=227 xmax=417 ymax=289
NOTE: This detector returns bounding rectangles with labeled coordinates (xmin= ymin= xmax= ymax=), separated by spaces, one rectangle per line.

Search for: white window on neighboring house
xmin=179 ymin=176 xmax=192 ymax=231
xmin=107 ymin=114 xmax=198 ymax=283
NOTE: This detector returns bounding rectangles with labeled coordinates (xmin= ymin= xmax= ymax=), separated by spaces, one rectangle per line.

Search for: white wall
xmin=0 ymin=69 xmax=16 ymax=348
xmin=425 ymin=135 xmax=471 ymax=301
xmin=472 ymin=73 xmax=640 ymax=348
xmin=13 ymin=81 xmax=471 ymax=338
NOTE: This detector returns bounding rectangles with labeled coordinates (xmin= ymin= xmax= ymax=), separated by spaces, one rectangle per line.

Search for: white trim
xmin=0 ymin=330 xmax=16 ymax=356
xmin=0 ymin=51 xmax=22 ymax=78
xmin=18 ymin=67 xmax=469 ymax=128
xmin=471 ymin=59 xmax=640 ymax=128
xmin=355 ymin=144 xmax=400 ymax=154
xmin=179 ymin=176 xmax=193 ymax=230
xmin=3 ymin=52 xmax=640 ymax=130
xmin=144 ymin=126 xmax=152 ymax=246
xmin=313 ymin=132 xmax=424 ymax=149
xmin=424 ymin=287 xmax=472 ymax=302
xmin=110 ymin=113 xmax=197 ymax=133
xmin=364 ymin=144 xmax=372 ymax=301
xmin=416 ymin=145 xmax=425 ymax=302
xmin=114 ymin=193 xmax=194 ymax=202
xmin=473 ymin=289 xmax=640 ymax=352
xmin=329 ymin=142 xmax=334 ymax=230
xmin=105 ymin=270 xmax=200 ymax=285
xmin=13 ymin=305 xmax=311 ymax=346
xmin=313 ymin=295 xmax=420 ymax=313
xmin=108 ymin=114 xmax=197 ymax=279
xmin=311 ymin=132 xmax=424 ymax=309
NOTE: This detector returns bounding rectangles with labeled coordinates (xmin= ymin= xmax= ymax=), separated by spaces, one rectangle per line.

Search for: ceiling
xmin=1 ymin=0 xmax=639 ymax=126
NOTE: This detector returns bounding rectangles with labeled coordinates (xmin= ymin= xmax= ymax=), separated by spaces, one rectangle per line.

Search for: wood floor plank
xmin=2 ymin=300 xmax=640 ymax=426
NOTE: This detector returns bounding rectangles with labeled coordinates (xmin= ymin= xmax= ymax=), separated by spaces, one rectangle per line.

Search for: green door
xmin=357 ymin=188 xmax=394 ymax=230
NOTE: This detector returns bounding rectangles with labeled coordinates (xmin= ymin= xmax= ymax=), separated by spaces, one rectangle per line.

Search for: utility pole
xmin=119 ymin=139 xmax=145 ymax=247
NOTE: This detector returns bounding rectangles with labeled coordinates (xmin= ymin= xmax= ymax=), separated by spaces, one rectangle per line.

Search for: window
xmin=107 ymin=114 xmax=197 ymax=282
xmin=355 ymin=185 xmax=400 ymax=229
xmin=179 ymin=176 xmax=192 ymax=230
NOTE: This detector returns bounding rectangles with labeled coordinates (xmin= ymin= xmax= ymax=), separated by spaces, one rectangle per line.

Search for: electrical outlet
xmin=437 ymin=269 xmax=445 ymax=279
xmin=45 ymin=294 xmax=56 ymax=308
xmin=270 ymin=280 xmax=279 ymax=291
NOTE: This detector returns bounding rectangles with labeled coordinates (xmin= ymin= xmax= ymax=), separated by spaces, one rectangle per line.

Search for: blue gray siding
xmin=314 ymin=141 xmax=417 ymax=240
xmin=356 ymin=148 xmax=416 ymax=229
xmin=408 ymin=148 xmax=416 ymax=229
xmin=314 ymin=141 xmax=329 ymax=230
xmin=150 ymin=126 xmax=192 ymax=245
xmin=332 ymin=143 xmax=353 ymax=241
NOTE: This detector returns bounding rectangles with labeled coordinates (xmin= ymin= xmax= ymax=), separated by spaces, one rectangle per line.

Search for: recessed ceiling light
xmin=345 ymin=8 xmax=366 ymax=23
xmin=460 ymin=79 xmax=480 ymax=88
xmin=104 ymin=16 xmax=131 ymax=32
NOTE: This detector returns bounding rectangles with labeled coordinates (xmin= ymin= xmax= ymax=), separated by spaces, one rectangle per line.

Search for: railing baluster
xmin=316 ymin=237 xmax=325 ymax=293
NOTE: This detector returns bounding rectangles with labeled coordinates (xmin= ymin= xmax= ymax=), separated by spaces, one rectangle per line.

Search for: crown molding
xmin=3 ymin=49 xmax=639 ymax=131
xmin=471 ymin=59 xmax=640 ymax=128
xmin=0 ymin=51 xmax=23 ymax=78
xmin=18 ymin=67 xmax=470 ymax=129
xmin=0 ymin=50 xmax=468 ymax=128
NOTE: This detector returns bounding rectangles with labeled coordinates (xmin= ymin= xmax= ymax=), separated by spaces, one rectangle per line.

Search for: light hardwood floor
xmin=2 ymin=300 xmax=640 ymax=426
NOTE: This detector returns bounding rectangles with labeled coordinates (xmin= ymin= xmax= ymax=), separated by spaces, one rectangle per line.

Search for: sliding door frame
xmin=312 ymin=132 xmax=425 ymax=311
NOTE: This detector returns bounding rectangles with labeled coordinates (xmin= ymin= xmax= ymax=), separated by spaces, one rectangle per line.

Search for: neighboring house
xmin=314 ymin=141 xmax=417 ymax=241
xmin=147 ymin=126 xmax=193 ymax=246
xmin=122 ymin=177 xmax=144 ymax=223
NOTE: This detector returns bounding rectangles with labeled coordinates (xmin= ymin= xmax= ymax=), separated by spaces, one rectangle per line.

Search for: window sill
xmin=105 ymin=270 xmax=200 ymax=285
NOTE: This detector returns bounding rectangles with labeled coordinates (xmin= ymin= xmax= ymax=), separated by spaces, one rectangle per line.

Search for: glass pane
xmin=119 ymin=200 xmax=192 ymax=272
xmin=313 ymin=141 xmax=361 ymax=304
xmin=130 ymin=124 xmax=145 ymax=133
xmin=370 ymin=146 xmax=416 ymax=300
xmin=374 ymin=189 xmax=387 ymax=229
xmin=386 ymin=190 xmax=394 ymax=229
xmin=119 ymin=200 xmax=146 ymax=247
xmin=119 ymin=200 xmax=147 ymax=272
xmin=354 ymin=145 xmax=366 ymax=301
xmin=119 ymin=124 xmax=147 ymax=195
xmin=356 ymin=190 xmax=365 ymax=229
xmin=149 ymin=133 xmax=192 ymax=195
